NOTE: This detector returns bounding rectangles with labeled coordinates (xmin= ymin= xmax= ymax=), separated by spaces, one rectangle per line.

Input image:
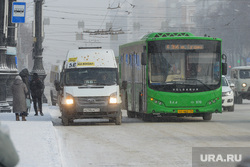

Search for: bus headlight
xmin=207 ymin=97 xmax=220 ymax=105
xmin=109 ymin=92 xmax=117 ymax=104
xmin=65 ymin=94 xmax=74 ymax=105
xmin=149 ymin=97 xmax=164 ymax=105
xmin=242 ymin=83 xmax=247 ymax=87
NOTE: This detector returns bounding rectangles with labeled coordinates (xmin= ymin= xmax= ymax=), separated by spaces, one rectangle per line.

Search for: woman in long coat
xmin=12 ymin=75 xmax=28 ymax=121
xmin=19 ymin=68 xmax=31 ymax=115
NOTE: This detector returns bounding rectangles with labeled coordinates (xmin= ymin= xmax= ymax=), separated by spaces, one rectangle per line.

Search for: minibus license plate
xmin=178 ymin=109 xmax=193 ymax=113
xmin=83 ymin=108 xmax=100 ymax=112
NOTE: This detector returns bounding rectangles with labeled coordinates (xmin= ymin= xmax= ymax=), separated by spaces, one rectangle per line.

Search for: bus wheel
xmin=203 ymin=113 xmax=212 ymax=121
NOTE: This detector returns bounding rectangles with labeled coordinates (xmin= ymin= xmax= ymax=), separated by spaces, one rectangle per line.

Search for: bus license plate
xmin=83 ymin=108 xmax=100 ymax=112
xmin=178 ymin=109 xmax=193 ymax=114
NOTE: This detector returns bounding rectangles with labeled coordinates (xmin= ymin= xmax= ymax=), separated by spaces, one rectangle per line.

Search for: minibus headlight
xmin=65 ymin=94 xmax=74 ymax=105
xmin=109 ymin=92 xmax=117 ymax=104
xmin=242 ymin=83 xmax=247 ymax=87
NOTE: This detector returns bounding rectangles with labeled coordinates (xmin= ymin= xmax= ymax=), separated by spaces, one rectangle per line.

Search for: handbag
xmin=26 ymin=98 xmax=31 ymax=109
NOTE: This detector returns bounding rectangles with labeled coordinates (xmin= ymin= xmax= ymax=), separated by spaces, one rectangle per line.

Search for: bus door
xmin=131 ymin=53 xmax=136 ymax=111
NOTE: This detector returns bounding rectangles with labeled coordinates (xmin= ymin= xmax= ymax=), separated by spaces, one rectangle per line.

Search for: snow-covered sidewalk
xmin=0 ymin=105 xmax=62 ymax=167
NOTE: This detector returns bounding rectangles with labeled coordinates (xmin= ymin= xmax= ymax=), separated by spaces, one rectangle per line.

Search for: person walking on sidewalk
xmin=30 ymin=73 xmax=44 ymax=116
xmin=11 ymin=75 xmax=29 ymax=121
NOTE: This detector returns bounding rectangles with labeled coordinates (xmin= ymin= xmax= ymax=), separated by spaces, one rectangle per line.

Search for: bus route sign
xmin=12 ymin=2 xmax=26 ymax=23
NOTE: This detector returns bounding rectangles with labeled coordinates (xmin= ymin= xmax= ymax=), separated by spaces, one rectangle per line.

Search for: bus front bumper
xmin=146 ymin=101 xmax=222 ymax=116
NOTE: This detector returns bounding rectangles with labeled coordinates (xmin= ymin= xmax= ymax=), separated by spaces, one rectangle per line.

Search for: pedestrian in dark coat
xmin=30 ymin=73 xmax=44 ymax=116
xmin=12 ymin=75 xmax=28 ymax=121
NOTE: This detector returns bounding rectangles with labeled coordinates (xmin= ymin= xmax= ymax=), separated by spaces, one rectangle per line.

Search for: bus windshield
xmin=148 ymin=40 xmax=221 ymax=92
xmin=64 ymin=68 xmax=118 ymax=86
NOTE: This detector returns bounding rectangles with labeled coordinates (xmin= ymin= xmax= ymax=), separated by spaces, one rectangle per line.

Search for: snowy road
xmin=49 ymin=101 xmax=250 ymax=167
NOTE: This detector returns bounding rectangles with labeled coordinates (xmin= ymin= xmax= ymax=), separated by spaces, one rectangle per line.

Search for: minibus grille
xmin=75 ymin=96 xmax=108 ymax=106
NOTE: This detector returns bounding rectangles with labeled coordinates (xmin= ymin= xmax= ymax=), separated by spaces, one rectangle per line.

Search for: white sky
xmin=16 ymin=0 xmax=195 ymax=90
xmin=20 ymin=0 xmax=166 ymax=71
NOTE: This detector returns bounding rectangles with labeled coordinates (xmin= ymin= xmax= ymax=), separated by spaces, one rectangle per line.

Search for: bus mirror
xmin=222 ymin=54 xmax=227 ymax=62
xmin=141 ymin=52 xmax=147 ymax=65
xmin=222 ymin=63 xmax=227 ymax=75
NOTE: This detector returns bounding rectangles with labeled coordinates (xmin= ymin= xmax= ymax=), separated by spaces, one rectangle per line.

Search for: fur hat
xmin=15 ymin=75 xmax=22 ymax=80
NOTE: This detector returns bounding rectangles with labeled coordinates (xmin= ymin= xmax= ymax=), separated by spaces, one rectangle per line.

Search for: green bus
xmin=119 ymin=32 xmax=227 ymax=121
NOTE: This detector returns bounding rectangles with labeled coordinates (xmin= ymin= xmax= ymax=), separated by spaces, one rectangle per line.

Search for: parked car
xmin=222 ymin=75 xmax=234 ymax=111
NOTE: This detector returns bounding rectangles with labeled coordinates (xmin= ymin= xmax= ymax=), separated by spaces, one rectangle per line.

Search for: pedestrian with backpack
xmin=30 ymin=73 xmax=44 ymax=116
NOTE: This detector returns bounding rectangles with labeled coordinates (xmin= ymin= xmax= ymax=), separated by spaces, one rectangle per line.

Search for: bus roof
xmin=120 ymin=32 xmax=221 ymax=49
xmin=232 ymin=66 xmax=250 ymax=70
xmin=141 ymin=32 xmax=221 ymax=41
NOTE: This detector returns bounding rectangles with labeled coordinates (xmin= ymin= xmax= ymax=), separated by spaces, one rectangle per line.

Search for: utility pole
xmin=0 ymin=0 xmax=11 ymax=112
xmin=6 ymin=0 xmax=18 ymax=106
xmin=7 ymin=0 xmax=16 ymax=47
xmin=202 ymin=0 xmax=208 ymax=35
xmin=32 ymin=0 xmax=47 ymax=102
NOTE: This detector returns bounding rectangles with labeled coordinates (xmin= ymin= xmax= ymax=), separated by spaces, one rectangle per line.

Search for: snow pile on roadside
xmin=0 ymin=106 xmax=62 ymax=167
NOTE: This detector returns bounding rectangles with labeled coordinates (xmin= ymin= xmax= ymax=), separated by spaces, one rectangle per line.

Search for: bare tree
xmin=194 ymin=1 xmax=250 ymax=67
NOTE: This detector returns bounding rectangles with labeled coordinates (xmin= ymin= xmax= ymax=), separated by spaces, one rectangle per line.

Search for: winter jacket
xmin=0 ymin=125 xmax=19 ymax=167
xmin=30 ymin=77 xmax=44 ymax=98
xmin=11 ymin=78 xmax=28 ymax=113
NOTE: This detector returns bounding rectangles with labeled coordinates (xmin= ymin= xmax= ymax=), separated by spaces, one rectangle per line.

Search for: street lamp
xmin=31 ymin=0 xmax=47 ymax=102
xmin=31 ymin=1 xmax=46 ymax=80
xmin=0 ymin=1 xmax=11 ymax=112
